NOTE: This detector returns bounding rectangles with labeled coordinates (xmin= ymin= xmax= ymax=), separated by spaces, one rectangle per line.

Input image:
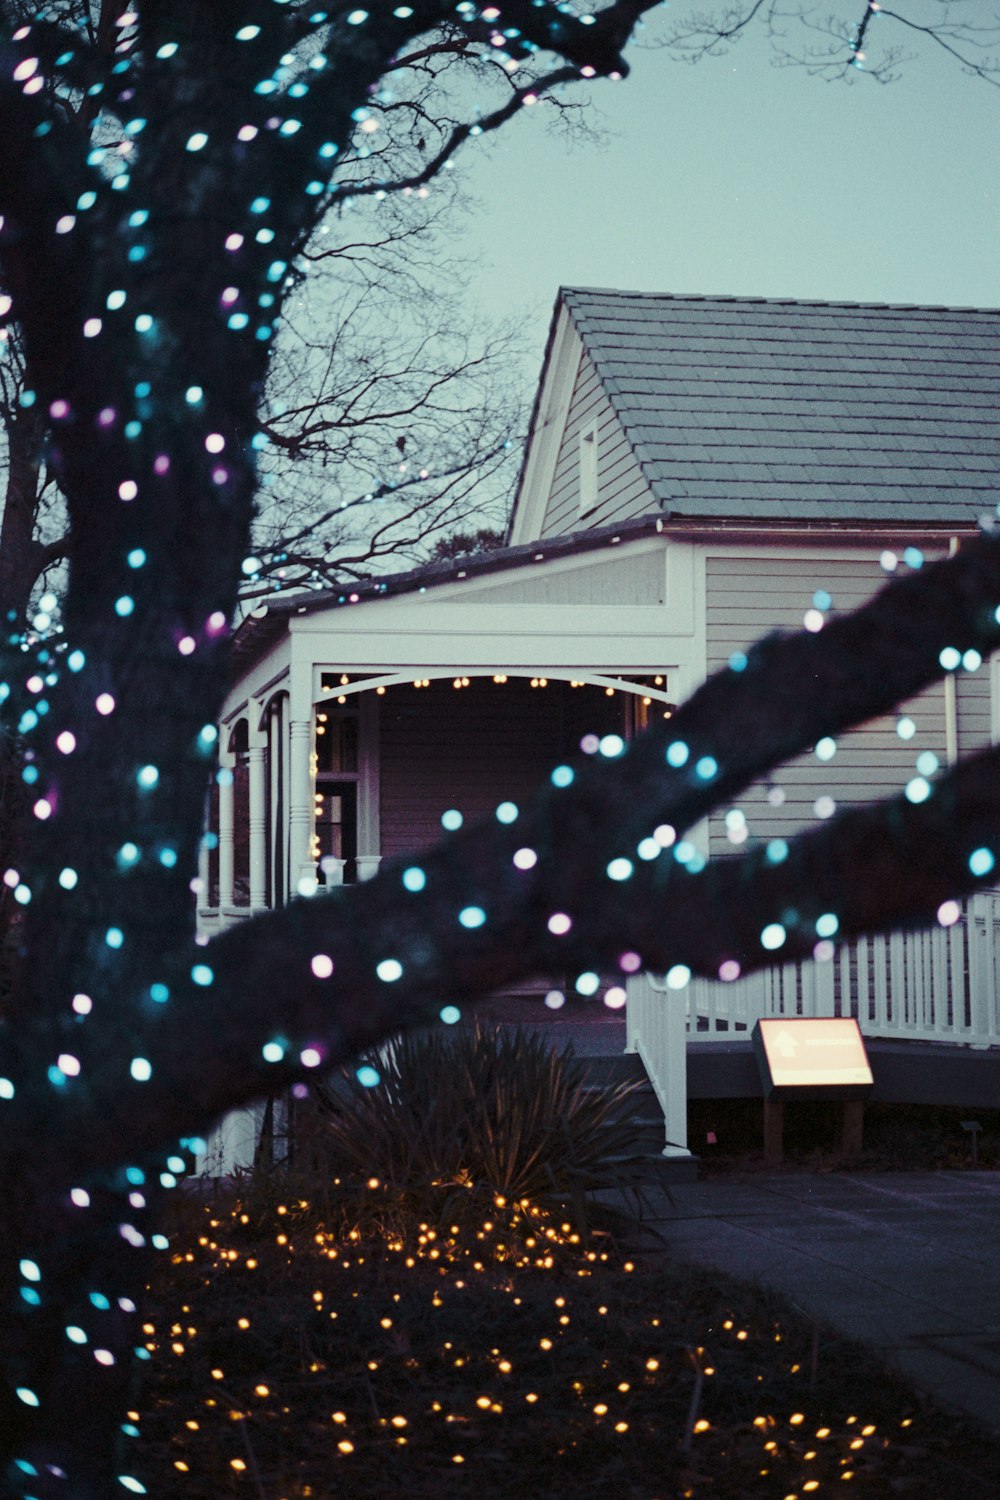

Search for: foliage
xmin=428 ymin=525 xmax=508 ymax=562
xmin=271 ymin=1023 xmax=655 ymax=1251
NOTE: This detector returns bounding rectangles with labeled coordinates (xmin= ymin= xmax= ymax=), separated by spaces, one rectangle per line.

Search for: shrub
xmin=275 ymin=1022 xmax=656 ymax=1254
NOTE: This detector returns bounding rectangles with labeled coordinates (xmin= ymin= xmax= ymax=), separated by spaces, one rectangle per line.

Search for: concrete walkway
xmin=640 ymin=1170 xmax=1000 ymax=1436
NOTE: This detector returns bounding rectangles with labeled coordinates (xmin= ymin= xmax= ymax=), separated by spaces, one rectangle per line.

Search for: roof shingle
xmin=559 ymin=288 xmax=1000 ymax=525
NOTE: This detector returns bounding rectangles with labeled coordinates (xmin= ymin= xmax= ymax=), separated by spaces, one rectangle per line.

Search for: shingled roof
xmin=558 ymin=288 xmax=1000 ymax=524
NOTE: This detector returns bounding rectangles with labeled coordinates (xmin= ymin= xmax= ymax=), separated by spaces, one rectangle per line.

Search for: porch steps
xmin=577 ymin=1051 xmax=699 ymax=1184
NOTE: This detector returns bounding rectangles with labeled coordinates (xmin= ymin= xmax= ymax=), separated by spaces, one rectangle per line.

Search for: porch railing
xmin=627 ymin=893 xmax=1000 ymax=1160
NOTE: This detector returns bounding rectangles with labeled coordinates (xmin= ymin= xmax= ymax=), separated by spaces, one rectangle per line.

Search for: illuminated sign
xmin=753 ymin=1017 xmax=874 ymax=1098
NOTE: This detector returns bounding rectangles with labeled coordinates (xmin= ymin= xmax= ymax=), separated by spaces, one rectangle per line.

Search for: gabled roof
xmin=230 ymin=513 xmax=667 ymax=675
xmin=519 ymin=288 xmax=1000 ymax=529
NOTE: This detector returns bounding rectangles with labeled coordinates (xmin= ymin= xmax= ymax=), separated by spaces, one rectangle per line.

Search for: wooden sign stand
xmin=753 ymin=1018 xmax=874 ymax=1168
xmin=763 ymin=1096 xmax=865 ymax=1167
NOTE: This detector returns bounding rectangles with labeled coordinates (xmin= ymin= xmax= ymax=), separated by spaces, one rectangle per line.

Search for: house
xmin=203 ymin=289 xmax=1000 ymax=1167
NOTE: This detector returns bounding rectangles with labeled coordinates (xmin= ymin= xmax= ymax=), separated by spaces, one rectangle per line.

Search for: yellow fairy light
xmin=337 ymin=1440 xmax=353 ymax=1454
xmin=693 ymin=1419 xmax=710 ymax=1433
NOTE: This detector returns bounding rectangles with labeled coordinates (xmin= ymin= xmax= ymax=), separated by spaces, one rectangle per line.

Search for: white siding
xmin=539 ymin=354 xmax=651 ymax=538
xmin=704 ymin=550 xmax=955 ymax=854
xmin=443 ymin=547 xmax=666 ymax=607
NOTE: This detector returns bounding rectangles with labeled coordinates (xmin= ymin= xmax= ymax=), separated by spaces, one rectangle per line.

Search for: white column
xmin=625 ymin=972 xmax=692 ymax=1160
xmin=661 ymin=987 xmax=691 ymax=1159
xmin=356 ymin=693 xmax=381 ymax=870
xmin=217 ymin=758 xmax=235 ymax=910
xmin=287 ymin=718 xmax=314 ymax=896
xmin=248 ymin=734 xmax=267 ymax=911
xmin=197 ymin=800 xmax=213 ymax=931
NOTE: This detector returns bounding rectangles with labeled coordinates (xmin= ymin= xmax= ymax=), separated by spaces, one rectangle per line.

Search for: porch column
xmin=248 ymin=728 xmax=267 ymax=911
xmin=356 ymin=692 xmax=381 ymax=878
xmin=197 ymin=815 xmax=212 ymax=919
xmin=217 ymin=758 xmax=235 ymax=910
xmin=287 ymin=716 xmax=315 ymax=896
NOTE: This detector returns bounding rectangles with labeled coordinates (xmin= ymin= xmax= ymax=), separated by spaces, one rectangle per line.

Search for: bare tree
xmin=660 ymin=0 xmax=1000 ymax=86
xmin=0 ymin=2 xmax=997 ymax=1496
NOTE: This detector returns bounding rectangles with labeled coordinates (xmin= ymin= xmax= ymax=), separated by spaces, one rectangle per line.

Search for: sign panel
xmin=754 ymin=1017 xmax=874 ymax=1092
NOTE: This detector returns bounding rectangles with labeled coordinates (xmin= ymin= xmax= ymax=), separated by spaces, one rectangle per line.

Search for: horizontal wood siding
xmin=378 ymin=680 xmax=625 ymax=858
xmin=540 ymin=355 xmax=651 ymax=538
xmin=444 ymin=547 xmax=666 ymax=606
xmin=705 ymin=551 xmax=956 ymax=854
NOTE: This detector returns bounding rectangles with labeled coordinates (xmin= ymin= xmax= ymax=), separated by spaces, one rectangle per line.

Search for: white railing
xmin=627 ymin=894 xmax=1000 ymax=1159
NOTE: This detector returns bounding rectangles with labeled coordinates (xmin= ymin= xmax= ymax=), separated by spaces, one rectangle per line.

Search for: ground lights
xmin=133 ymin=1196 xmax=940 ymax=1496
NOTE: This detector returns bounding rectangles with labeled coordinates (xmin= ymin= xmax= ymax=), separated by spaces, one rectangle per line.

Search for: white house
xmin=203 ymin=289 xmax=1000 ymax=1164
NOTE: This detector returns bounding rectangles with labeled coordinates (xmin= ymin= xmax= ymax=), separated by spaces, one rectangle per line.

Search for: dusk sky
xmin=450 ymin=5 xmax=998 ymax=375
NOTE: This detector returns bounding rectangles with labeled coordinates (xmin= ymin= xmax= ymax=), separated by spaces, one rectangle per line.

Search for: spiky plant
xmin=292 ymin=1023 xmax=655 ymax=1253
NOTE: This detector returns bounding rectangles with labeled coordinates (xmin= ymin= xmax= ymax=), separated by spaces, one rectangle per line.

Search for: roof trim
xmin=230 ymin=512 xmax=669 ymax=675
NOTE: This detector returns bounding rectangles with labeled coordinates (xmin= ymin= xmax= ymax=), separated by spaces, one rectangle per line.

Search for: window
xmin=314 ymin=709 xmax=359 ymax=883
xmin=578 ymin=420 xmax=598 ymax=515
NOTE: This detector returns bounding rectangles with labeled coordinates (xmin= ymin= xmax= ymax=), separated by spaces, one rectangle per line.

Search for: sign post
xmin=752 ymin=1018 xmax=874 ymax=1167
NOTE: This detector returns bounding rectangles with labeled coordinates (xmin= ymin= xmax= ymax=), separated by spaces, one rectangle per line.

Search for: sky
xmin=448 ymin=3 xmax=999 ymax=377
